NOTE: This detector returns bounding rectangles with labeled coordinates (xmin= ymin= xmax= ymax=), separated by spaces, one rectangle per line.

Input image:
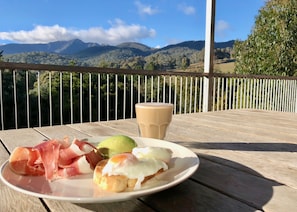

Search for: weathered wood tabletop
xmin=0 ymin=109 xmax=296 ymax=212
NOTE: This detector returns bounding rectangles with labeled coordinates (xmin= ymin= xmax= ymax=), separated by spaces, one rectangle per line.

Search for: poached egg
xmin=101 ymin=147 xmax=172 ymax=190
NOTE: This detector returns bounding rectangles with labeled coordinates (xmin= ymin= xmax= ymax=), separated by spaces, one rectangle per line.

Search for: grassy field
xmin=186 ymin=61 xmax=235 ymax=73
xmin=214 ymin=61 xmax=235 ymax=73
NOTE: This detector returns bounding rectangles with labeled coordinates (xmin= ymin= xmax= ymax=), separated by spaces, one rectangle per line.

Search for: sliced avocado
xmin=97 ymin=135 xmax=137 ymax=158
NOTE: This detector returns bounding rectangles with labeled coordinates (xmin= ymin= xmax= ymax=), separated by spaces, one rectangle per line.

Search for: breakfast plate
xmin=0 ymin=136 xmax=199 ymax=203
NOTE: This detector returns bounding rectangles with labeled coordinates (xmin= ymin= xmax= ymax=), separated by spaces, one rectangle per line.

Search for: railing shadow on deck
xmin=141 ymin=154 xmax=276 ymax=211
xmin=174 ymin=140 xmax=297 ymax=153
xmin=1 ymin=61 xmax=297 ymax=130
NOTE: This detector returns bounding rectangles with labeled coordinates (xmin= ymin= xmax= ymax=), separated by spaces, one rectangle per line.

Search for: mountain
xmin=73 ymin=45 xmax=118 ymax=58
xmin=0 ymin=39 xmax=99 ymax=55
xmin=161 ymin=40 xmax=234 ymax=51
xmin=1 ymin=39 xmax=234 ymax=56
xmin=116 ymin=42 xmax=152 ymax=52
xmin=162 ymin=40 xmax=205 ymax=51
xmin=72 ymin=42 xmax=155 ymax=59
xmin=1 ymin=39 xmax=235 ymax=67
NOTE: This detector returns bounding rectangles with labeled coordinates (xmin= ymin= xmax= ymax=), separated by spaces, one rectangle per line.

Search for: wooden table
xmin=0 ymin=110 xmax=297 ymax=211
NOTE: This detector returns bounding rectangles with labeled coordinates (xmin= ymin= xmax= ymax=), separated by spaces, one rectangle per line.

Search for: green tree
xmin=0 ymin=50 xmax=3 ymax=61
xmin=234 ymin=0 xmax=297 ymax=76
xmin=180 ymin=55 xmax=190 ymax=70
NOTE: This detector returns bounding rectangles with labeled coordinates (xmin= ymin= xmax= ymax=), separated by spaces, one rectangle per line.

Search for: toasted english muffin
xmin=93 ymin=154 xmax=166 ymax=192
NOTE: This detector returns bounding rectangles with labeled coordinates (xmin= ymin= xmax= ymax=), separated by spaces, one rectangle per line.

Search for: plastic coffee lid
xmin=135 ymin=102 xmax=173 ymax=108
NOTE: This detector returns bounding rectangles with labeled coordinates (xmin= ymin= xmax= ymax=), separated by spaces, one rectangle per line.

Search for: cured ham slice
xmin=9 ymin=147 xmax=44 ymax=176
xmin=8 ymin=138 xmax=103 ymax=181
xmin=58 ymin=156 xmax=93 ymax=178
xmin=58 ymin=139 xmax=97 ymax=165
xmin=34 ymin=139 xmax=61 ymax=180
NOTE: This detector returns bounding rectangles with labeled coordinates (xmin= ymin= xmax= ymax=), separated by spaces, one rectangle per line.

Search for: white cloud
xmin=135 ymin=1 xmax=159 ymax=16
xmin=0 ymin=20 xmax=156 ymax=45
xmin=178 ymin=4 xmax=196 ymax=15
xmin=0 ymin=25 xmax=74 ymax=43
xmin=215 ymin=20 xmax=230 ymax=38
xmin=216 ymin=20 xmax=230 ymax=32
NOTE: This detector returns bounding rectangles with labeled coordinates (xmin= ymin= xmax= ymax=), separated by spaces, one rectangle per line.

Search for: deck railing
xmin=0 ymin=62 xmax=297 ymax=130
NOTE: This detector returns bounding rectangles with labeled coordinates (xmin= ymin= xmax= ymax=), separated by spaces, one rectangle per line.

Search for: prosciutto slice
xmin=58 ymin=139 xmax=97 ymax=165
xmin=9 ymin=147 xmax=44 ymax=176
xmin=58 ymin=155 xmax=93 ymax=178
xmin=9 ymin=138 xmax=102 ymax=181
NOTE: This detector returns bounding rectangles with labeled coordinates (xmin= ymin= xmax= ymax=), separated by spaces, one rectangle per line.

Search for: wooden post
xmin=203 ymin=0 xmax=216 ymax=112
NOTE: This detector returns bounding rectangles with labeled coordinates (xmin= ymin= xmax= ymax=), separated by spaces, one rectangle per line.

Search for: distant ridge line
xmin=0 ymin=39 xmax=235 ymax=55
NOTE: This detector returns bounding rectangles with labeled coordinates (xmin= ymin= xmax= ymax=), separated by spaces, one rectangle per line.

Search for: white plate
xmin=0 ymin=136 xmax=199 ymax=203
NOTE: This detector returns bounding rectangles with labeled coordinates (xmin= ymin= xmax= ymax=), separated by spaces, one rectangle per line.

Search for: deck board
xmin=0 ymin=109 xmax=296 ymax=211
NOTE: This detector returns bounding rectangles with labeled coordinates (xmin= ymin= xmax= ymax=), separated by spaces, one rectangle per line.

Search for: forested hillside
xmin=1 ymin=39 xmax=234 ymax=72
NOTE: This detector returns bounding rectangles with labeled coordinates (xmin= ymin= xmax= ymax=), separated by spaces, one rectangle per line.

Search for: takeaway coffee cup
xmin=135 ymin=102 xmax=173 ymax=140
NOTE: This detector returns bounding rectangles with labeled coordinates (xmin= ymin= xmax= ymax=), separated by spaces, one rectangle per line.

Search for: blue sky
xmin=1 ymin=0 xmax=266 ymax=48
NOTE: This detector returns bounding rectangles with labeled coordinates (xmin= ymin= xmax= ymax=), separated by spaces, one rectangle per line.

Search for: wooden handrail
xmin=1 ymin=61 xmax=297 ymax=80
xmin=0 ymin=62 xmax=207 ymax=77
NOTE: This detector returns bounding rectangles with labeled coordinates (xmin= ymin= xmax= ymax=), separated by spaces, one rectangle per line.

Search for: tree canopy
xmin=234 ymin=0 xmax=297 ymax=76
